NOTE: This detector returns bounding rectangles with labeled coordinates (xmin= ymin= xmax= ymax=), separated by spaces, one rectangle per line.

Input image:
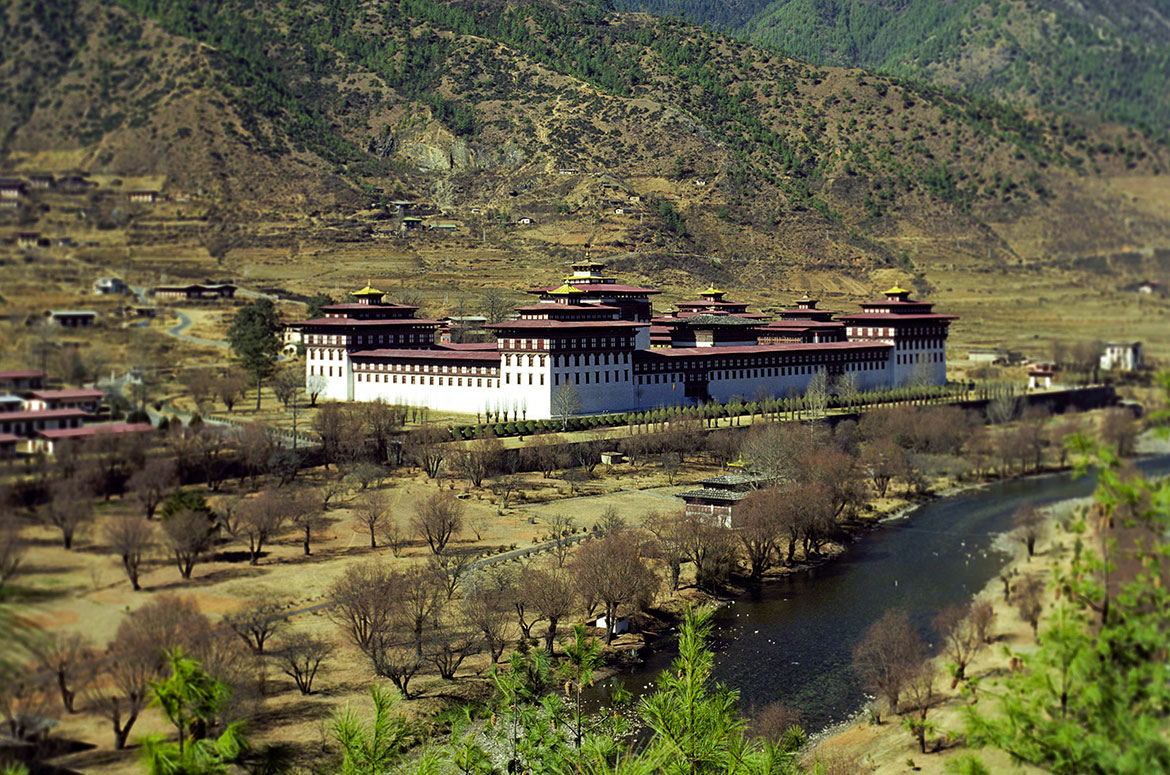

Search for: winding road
xmin=167 ymin=311 xmax=229 ymax=349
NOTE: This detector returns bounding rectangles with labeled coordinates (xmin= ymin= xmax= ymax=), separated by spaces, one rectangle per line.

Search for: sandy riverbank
xmin=807 ymin=493 xmax=1093 ymax=775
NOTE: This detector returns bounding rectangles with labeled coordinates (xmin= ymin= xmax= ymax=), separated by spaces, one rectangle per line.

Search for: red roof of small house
xmin=36 ymin=422 xmax=153 ymax=441
xmin=28 ymin=388 xmax=104 ymax=401
xmin=0 ymin=433 xmax=20 ymax=445
xmin=0 ymin=408 xmax=90 ymax=422
xmin=319 ymin=302 xmax=419 ymax=312
xmin=295 ymin=317 xmax=442 ymax=327
xmin=0 ymin=370 xmax=45 ymax=380
xmin=513 ymin=303 xmax=621 ymax=313
xmin=835 ymin=313 xmax=957 ymax=322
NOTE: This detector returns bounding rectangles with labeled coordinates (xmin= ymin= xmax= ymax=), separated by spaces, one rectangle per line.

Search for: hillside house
xmin=0 ymin=179 xmax=25 ymax=200
xmin=1100 ymin=341 xmax=1142 ymax=371
xmin=16 ymin=232 xmax=39 ymax=248
xmin=517 ymin=217 xmax=534 ymax=225
xmin=1028 ymin=367 xmax=1054 ymax=390
xmin=152 ymin=283 xmax=237 ymax=301
xmin=0 ymin=395 xmax=24 ymax=413
xmin=0 ymin=408 xmax=88 ymax=438
xmin=0 ymin=371 xmax=45 ymax=392
xmin=32 ymin=422 xmax=153 ymax=456
xmin=25 ymin=388 xmax=105 ymax=412
xmin=128 ymin=190 xmax=158 ymax=204
xmin=93 ymin=277 xmax=129 ymax=295
xmin=46 ymin=310 xmax=97 ymax=328
xmin=429 ymin=222 xmax=458 ymax=233
xmin=28 ymin=174 xmax=54 ymax=189
xmin=0 ymin=433 xmax=18 ymax=459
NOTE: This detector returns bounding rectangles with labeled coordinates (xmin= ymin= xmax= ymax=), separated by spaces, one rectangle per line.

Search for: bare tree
xmin=216 ymin=368 xmax=247 ymax=412
xmin=804 ymin=368 xmax=830 ymax=418
xmin=287 ymin=489 xmax=325 ymax=556
xmin=1098 ymin=407 xmax=1140 ymax=457
xmin=404 ymin=424 xmax=448 ymax=479
xmin=0 ymin=517 xmax=27 ymax=589
xmin=161 ymin=508 xmax=214 ymax=579
xmin=305 ymin=374 xmax=327 ymax=407
xmin=353 ymin=490 xmax=392 ymax=549
xmin=933 ymin=603 xmax=980 ymax=686
xmin=453 ymin=434 xmax=503 ymax=487
xmin=41 ymin=478 xmax=93 ymax=549
xmin=571 ymin=531 xmax=658 ymax=644
xmin=852 ymin=609 xmax=925 ymax=722
xmin=275 ymin=631 xmax=329 ymax=694
xmin=901 ymin=666 xmax=936 ymax=754
xmin=736 ymin=492 xmax=781 ymax=579
xmin=328 ymin=560 xmax=396 ymax=656
xmin=526 ymin=433 xmax=565 ymax=478
xmin=104 ymin=516 xmax=155 ymax=591
xmin=225 ymin=596 xmax=287 ymax=654
xmin=428 ymin=550 xmax=477 ymax=600
xmin=969 ymin=599 xmax=996 ymax=645
xmin=643 ymin=509 xmax=687 ymax=590
xmin=399 ymin=566 xmax=445 ymax=656
xmin=1012 ymin=502 xmax=1045 ymax=559
xmin=424 ymin=615 xmax=481 ymax=680
xmin=551 ymin=384 xmax=581 ymax=429
xmin=490 ymin=472 xmax=524 ymax=511
xmin=128 ymin=457 xmax=178 ymax=519
xmin=230 ymin=489 xmax=289 ymax=565
xmin=412 ymin=491 xmax=464 ymax=555
xmin=381 ymin=514 xmax=409 ymax=557
xmin=523 ymin=565 xmax=576 ymax=654
xmin=271 ymin=366 xmax=302 ymax=410
xmin=183 ymin=368 xmax=217 ymax=411
xmin=676 ymin=511 xmax=738 ymax=592
xmin=860 ymin=439 xmax=908 ymax=498
xmin=1013 ymin=574 xmax=1046 ymax=638
xmin=461 ymin=567 xmax=513 ymax=662
xmin=234 ymin=423 xmax=275 ymax=486
xmin=33 ymin=632 xmax=94 ymax=713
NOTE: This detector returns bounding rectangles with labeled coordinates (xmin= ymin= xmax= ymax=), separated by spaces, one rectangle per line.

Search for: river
xmin=590 ymin=454 xmax=1170 ymax=732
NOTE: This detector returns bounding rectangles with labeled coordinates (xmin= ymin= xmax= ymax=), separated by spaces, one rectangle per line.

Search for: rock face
xmin=395 ymin=122 xmax=525 ymax=172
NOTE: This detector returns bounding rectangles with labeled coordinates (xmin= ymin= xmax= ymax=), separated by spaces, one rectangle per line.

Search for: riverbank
xmin=806 ymin=494 xmax=1090 ymax=774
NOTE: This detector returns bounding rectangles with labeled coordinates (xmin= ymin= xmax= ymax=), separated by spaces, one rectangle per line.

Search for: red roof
xmin=36 ymin=422 xmax=153 ymax=441
xmin=835 ymin=313 xmax=957 ymax=322
xmin=513 ymin=303 xmax=621 ymax=313
xmin=439 ymin=342 xmax=498 ymax=351
xmin=528 ymin=283 xmax=660 ymax=294
xmin=28 ymin=388 xmax=104 ymax=400
xmin=637 ymin=341 xmax=892 ymax=359
xmin=0 ymin=370 xmax=45 ymax=380
xmin=0 ymin=408 xmax=89 ymax=422
xmin=319 ymin=302 xmax=418 ymax=311
xmin=351 ymin=348 xmax=500 ymax=363
xmin=295 ymin=317 xmax=442 ymax=327
xmin=0 ymin=433 xmax=20 ymax=444
xmin=761 ymin=320 xmax=845 ymax=329
xmin=487 ymin=320 xmax=646 ymax=330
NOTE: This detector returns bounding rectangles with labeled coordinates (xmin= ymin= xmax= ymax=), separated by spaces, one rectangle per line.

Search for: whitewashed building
xmin=296 ymin=265 xmax=956 ymax=419
xmin=1099 ymin=341 xmax=1142 ymax=371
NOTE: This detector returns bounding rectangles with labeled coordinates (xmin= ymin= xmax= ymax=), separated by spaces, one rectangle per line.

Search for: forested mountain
xmin=622 ymin=0 xmax=1170 ymax=138
xmin=2 ymin=0 xmax=1168 ymax=289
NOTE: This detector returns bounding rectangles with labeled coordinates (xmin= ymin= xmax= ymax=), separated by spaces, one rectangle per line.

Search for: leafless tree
xmin=490 ymin=472 xmax=524 ymax=511
xmin=523 ymin=564 xmax=576 ymax=654
xmin=381 ymin=514 xmax=409 ymax=558
xmin=933 ymin=603 xmax=980 ymax=686
xmin=428 ymin=549 xmax=477 ymax=600
xmin=216 ymin=368 xmax=247 ymax=412
xmin=40 ymin=478 xmax=94 ymax=549
xmin=969 ymin=599 xmax=996 ymax=645
xmin=353 ymin=490 xmax=392 ymax=549
xmin=225 ymin=596 xmax=287 ymax=654
xmin=412 ymin=491 xmax=464 ymax=555
xmin=399 ymin=566 xmax=445 ymax=656
xmin=425 ymin=615 xmax=481 ymax=679
xmin=275 ymin=631 xmax=329 ymax=694
xmin=675 ymin=511 xmax=738 ymax=591
xmin=104 ymin=515 xmax=155 ymax=591
xmin=551 ymin=384 xmax=581 ymax=429
xmin=804 ymin=368 xmax=830 ymax=418
xmin=860 ymin=439 xmax=908 ymax=498
xmin=453 ymin=434 xmax=503 ymax=487
xmin=128 ymin=457 xmax=178 ymax=519
xmin=461 ymin=567 xmax=513 ymax=662
xmin=234 ymin=423 xmax=275 ymax=486
xmin=404 ymin=424 xmax=448 ymax=478
xmin=33 ymin=632 xmax=94 ymax=713
xmin=643 ymin=509 xmax=687 ymax=590
xmin=747 ymin=702 xmax=803 ymax=742
xmin=161 ymin=507 xmax=214 ymax=579
xmin=526 ymin=433 xmax=565 ymax=478
xmin=183 ymin=368 xmax=217 ymax=411
xmin=987 ymin=393 xmax=1021 ymax=426
xmin=571 ymin=531 xmax=659 ymax=644
xmin=271 ymin=366 xmax=302 ymax=410
xmin=1012 ymin=502 xmax=1045 ymax=559
xmin=901 ymin=666 xmax=936 ymax=754
xmin=328 ymin=560 xmax=396 ymax=655
xmin=0 ymin=516 xmax=27 ymax=589
xmin=852 ymin=609 xmax=925 ymax=722
xmin=305 ymin=374 xmax=327 ymax=407
xmin=736 ymin=493 xmax=780 ymax=579
xmin=230 ymin=489 xmax=289 ymax=565
xmin=1098 ymin=407 xmax=1140 ymax=457
xmin=464 ymin=511 xmax=489 ymax=541
xmin=1013 ymin=574 xmax=1046 ymax=638
xmin=287 ymin=489 xmax=325 ymax=556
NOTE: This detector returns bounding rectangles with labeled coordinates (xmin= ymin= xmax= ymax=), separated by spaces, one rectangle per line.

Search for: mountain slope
xmin=622 ymin=0 xmax=1170 ymax=137
xmin=2 ymin=0 xmax=1169 ymax=300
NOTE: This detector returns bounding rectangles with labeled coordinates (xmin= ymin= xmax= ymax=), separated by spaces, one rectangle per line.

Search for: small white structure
xmin=93 ymin=277 xmax=128 ymax=295
xmin=1100 ymin=341 xmax=1142 ymax=371
xmin=1027 ymin=367 xmax=1054 ymax=390
xmin=595 ymin=616 xmax=629 ymax=635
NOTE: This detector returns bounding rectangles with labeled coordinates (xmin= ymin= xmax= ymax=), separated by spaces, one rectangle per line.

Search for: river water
xmin=590 ymin=455 xmax=1170 ymax=732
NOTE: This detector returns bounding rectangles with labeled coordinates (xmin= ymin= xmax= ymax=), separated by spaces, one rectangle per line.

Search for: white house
xmin=1100 ymin=341 xmax=1142 ymax=371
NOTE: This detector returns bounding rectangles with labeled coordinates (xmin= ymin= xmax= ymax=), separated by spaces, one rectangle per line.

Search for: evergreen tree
xmin=227 ymin=298 xmax=282 ymax=410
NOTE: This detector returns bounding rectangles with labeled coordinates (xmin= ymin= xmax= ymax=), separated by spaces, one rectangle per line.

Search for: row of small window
xmin=896 ymin=339 xmax=944 ymax=350
xmin=640 ymin=351 xmax=866 ymax=371
xmin=634 ymin=361 xmax=884 ymax=382
xmin=552 ymin=371 xmax=624 ymax=386
xmin=897 ymin=353 xmax=943 ymax=364
xmin=356 ymin=374 xmax=506 ymax=387
xmin=354 ymin=361 xmax=495 ymax=375
xmin=552 ymin=352 xmax=629 ymax=367
xmin=352 ymin=333 xmax=429 ymax=345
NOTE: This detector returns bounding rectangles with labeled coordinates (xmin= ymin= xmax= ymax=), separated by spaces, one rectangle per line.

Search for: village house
xmin=1100 ymin=341 xmax=1143 ymax=371
xmin=46 ymin=310 xmax=98 ymax=328
xmin=24 ymin=388 xmax=105 ymax=413
xmin=1027 ymin=367 xmax=1054 ymax=390
xmin=0 ymin=370 xmax=45 ymax=392
xmin=0 ymin=408 xmax=88 ymax=439
xmin=0 ymin=433 xmax=19 ymax=459
xmin=152 ymin=283 xmax=237 ymax=301
xmin=677 ymin=472 xmax=777 ymax=528
xmin=0 ymin=179 xmax=26 ymax=201
xmin=93 ymin=277 xmax=129 ymax=295
xmin=32 ymin=422 xmax=153 ymax=456
xmin=128 ymin=190 xmax=158 ymax=204
xmin=28 ymin=174 xmax=54 ymax=189
xmin=16 ymin=232 xmax=40 ymax=248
